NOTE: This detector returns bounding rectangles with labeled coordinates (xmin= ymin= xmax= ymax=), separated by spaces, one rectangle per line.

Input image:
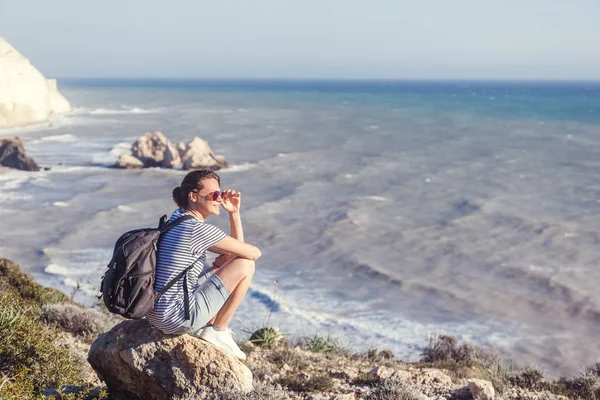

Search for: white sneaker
xmin=199 ymin=325 xmax=247 ymax=361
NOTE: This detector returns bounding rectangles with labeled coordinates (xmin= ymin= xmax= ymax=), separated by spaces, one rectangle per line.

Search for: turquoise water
xmin=1 ymin=79 xmax=600 ymax=375
xmin=63 ymin=79 xmax=600 ymax=123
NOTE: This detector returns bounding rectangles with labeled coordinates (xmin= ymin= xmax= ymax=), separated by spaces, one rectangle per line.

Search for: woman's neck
xmin=184 ymin=208 xmax=205 ymax=221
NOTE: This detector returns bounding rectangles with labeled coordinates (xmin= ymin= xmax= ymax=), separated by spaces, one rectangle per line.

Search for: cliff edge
xmin=0 ymin=37 xmax=71 ymax=129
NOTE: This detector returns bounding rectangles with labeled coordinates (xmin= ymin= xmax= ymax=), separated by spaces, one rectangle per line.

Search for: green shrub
xmin=0 ymin=289 xmax=86 ymax=398
xmin=248 ymin=327 xmax=283 ymax=347
xmin=0 ymin=258 xmax=69 ymax=306
xmin=40 ymin=385 xmax=109 ymax=400
xmin=303 ymin=334 xmax=348 ymax=355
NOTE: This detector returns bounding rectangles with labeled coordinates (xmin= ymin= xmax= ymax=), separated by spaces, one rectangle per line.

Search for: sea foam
xmin=74 ymin=106 xmax=160 ymax=115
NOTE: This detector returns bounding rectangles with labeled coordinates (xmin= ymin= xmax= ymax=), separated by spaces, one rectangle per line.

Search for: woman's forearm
xmin=229 ymin=212 xmax=244 ymax=243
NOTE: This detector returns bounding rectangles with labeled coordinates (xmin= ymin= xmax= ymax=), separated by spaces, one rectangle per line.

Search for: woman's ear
xmin=189 ymin=191 xmax=197 ymax=203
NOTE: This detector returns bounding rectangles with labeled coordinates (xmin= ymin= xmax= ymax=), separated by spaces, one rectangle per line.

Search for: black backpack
xmin=100 ymin=214 xmax=196 ymax=319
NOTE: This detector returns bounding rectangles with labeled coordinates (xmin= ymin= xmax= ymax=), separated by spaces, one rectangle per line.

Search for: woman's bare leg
xmin=208 ymin=257 xmax=255 ymax=328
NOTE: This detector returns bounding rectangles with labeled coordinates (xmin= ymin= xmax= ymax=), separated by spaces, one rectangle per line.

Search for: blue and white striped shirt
xmin=146 ymin=209 xmax=227 ymax=334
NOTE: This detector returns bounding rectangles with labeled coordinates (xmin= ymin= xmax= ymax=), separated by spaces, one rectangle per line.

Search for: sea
xmin=1 ymin=79 xmax=599 ymax=376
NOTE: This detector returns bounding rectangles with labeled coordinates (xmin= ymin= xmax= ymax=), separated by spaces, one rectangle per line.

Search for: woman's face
xmin=190 ymin=178 xmax=222 ymax=217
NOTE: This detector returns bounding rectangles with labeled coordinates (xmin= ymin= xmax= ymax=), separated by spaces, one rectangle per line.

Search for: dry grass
xmin=277 ymin=374 xmax=335 ymax=393
xmin=420 ymin=334 xmax=500 ymax=367
xmin=364 ymin=379 xmax=422 ymax=400
xmin=211 ymin=381 xmax=294 ymax=400
xmin=419 ymin=334 xmax=509 ymax=393
xmin=549 ymin=371 xmax=600 ymax=400
xmin=509 ymin=365 xmax=546 ymax=392
xmin=41 ymin=303 xmax=117 ymax=343
xmin=264 ymin=345 xmax=310 ymax=371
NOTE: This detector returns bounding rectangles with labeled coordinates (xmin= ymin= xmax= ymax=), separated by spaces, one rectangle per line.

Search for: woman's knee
xmin=224 ymin=257 xmax=254 ymax=280
xmin=241 ymin=258 xmax=255 ymax=278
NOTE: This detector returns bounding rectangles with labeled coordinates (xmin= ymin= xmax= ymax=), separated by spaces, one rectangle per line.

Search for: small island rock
xmin=0 ymin=137 xmax=39 ymax=171
xmin=116 ymin=131 xmax=228 ymax=170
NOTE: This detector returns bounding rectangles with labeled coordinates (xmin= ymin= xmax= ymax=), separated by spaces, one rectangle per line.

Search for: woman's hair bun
xmin=172 ymin=186 xmax=184 ymax=208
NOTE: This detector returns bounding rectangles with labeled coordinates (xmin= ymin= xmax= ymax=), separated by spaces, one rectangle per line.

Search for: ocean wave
xmin=44 ymin=247 xmax=112 ymax=277
xmin=0 ymin=175 xmax=30 ymax=190
xmin=0 ymin=120 xmax=56 ymax=133
xmin=0 ymin=192 xmax=33 ymax=203
xmin=220 ymin=163 xmax=256 ymax=173
xmin=45 ymin=263 xmax=78 ymax=276
xmin=73 ymin=106 xmax=161 ymax=116
xmin=361 ymin=195 xmax=391 ymax=202
xmin=116 ymin=205 xmax=137 ymax=213
xmin=91 ymin=142 xmax=132 ymax=166
xmin=47 ymin=165 xmax=106 ymax=173
xmin=245 ymin=279 xmax=520 ymax=359
xmin=30 ymin=133 xmax=78 ymax=144
xmin=40 ymin=133 xmax=78 ymax=142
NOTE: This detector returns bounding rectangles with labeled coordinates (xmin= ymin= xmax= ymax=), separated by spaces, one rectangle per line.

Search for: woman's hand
xmin=220 ymin=189 xmax=241 ymax=214
xmin=212 ymin=253 xmax=235 ymax=270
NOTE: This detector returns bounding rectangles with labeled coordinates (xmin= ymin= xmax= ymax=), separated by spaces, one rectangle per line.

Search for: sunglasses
xmin=196 ymin=190 xmax=222 ymax=201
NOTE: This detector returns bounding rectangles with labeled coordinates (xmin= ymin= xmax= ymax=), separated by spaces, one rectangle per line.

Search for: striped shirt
xmin=146 ymin=209 xmax=227 ymax=334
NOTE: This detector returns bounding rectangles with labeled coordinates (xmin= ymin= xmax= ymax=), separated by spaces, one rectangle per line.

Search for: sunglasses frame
xmin=201 ymin=190 xmax=222 ymax=201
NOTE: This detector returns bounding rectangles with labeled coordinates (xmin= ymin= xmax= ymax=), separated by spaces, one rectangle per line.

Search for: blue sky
xmin=0 ymin=0 xmax=599 ymax=79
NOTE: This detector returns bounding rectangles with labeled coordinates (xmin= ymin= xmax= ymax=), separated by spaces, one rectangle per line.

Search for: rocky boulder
xmin=468 ymin=378 xmax=495 ymax=400
xmin=115 ymin=154 xmax=144 ymax=169
xmin=131 ymin=130 xmax=171 ymax=168
xmin=116 ymin=131 xmax=228 ymax=170
xmin=0 ymin=137 xmax=39 ymax=171
xmin=183 ymin=137 xmax=228 ymax=171
xmin=0 ymin=37 xmax=71 ymax=128
xmin=87 ymin=320 xmax=253 ymax=400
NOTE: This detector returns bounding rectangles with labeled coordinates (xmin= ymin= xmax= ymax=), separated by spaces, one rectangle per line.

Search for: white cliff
xmin=0 ymin=37 xmax=71 ymax=129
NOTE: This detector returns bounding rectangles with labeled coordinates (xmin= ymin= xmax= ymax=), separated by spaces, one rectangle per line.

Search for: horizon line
xmin=56 ymin=77 xmax=600 ymax=83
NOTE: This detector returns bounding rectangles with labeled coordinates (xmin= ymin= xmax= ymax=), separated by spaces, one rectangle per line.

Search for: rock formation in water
xmin=0 ymin=36 xmax=71 ymax=129
xmin=116 ymin=130 xmax=228 ymax=170
xmin=0 ymin=137 xmax=39 ymax=171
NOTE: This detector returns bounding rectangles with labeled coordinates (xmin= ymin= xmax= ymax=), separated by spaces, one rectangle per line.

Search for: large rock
xmin=468 ymin=379 xmax=495 ymax=400
xmin=115 ymin=154 xmax=144 ymax=169
xmin=131 ymin=130 xmax=169 ymax=168
xmin=0 ymin=37 xmax=71 ymax=129
xmin=183 ymin=137 xmax=228 ymax=171
xmin=0 ymin=137 xmax=39 ymax=171
xmin=162 ymin=141 xmax=182 ymax=168
xmin=117 ymin=132 xmax=228 ymax=170
xmin=88 ymin=320 xmax=253 ymax=400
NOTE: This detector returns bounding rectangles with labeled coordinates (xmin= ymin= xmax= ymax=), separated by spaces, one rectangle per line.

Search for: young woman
xmin=146 ymin=169 xmax=261 ymax=360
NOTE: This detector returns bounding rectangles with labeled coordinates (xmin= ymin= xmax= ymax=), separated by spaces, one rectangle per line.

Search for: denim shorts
xmin=184 ymin=270 xmax=230 ymax=337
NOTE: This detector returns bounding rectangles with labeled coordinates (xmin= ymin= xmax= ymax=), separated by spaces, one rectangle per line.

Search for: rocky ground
xmin=1 ymin=257 xmax=599 ymax=400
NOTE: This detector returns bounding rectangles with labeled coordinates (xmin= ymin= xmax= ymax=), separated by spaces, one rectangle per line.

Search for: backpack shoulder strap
xmin=155 ymin=213 xmax=200 ymax=320
xmin=160 ymin=214 xmax=195 ymax=233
